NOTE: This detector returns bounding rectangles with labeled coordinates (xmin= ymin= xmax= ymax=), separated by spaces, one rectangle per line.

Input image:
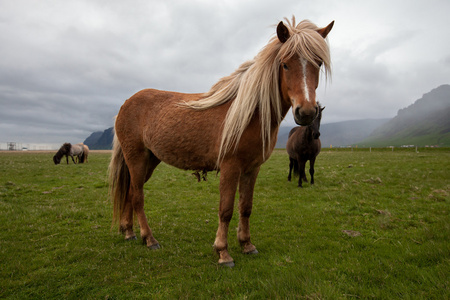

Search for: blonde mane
xmin=183 ymin=17 xmax=331 ymax=163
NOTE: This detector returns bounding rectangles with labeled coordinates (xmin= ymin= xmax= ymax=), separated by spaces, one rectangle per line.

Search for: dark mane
xmin=62 ymin=143 xmax=72 ymax=153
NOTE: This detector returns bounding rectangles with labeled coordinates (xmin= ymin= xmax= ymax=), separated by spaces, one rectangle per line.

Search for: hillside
xmin=84 ymin=127 xmax=114 ymax=150
xmin=360 ymin=84 xmax=450 ymax=147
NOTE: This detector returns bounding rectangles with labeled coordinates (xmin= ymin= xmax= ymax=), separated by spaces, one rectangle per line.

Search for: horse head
xmin=53 ymin=155 xmax=61 ymax=165
xmin=277 ymin=19 xmax=333 ymax=126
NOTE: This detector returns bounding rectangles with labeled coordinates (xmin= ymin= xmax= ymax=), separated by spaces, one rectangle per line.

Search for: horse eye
xmin=282 ymin=63 xmax=289 ymax=70
xmin=318 ymin=61 xmax=323 ymax=67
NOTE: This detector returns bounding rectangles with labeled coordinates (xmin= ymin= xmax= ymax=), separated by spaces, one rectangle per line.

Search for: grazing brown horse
xmin=53 ymin=143 xmax=86 ymax=165
xmin=287 ymin=105 xmax=324 ymax=187
xmin=109 ymin=17 xmax=334 ymax=267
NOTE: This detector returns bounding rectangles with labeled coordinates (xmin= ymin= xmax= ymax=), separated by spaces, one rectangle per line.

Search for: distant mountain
xmin=83 ymin=131 xmax=103 ymax=147
xmin=84 ymin=119 xmax=391 ymax=150
xmin=360 ymin=84 xmax=450 ymax=147
xmin=276 ymin=118 xmax=389 ymax=149
xmin=84 ymin=127 xmax=114 ymax=150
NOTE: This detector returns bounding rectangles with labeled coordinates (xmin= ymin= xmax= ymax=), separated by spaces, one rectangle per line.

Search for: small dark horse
xmin=287 ymin=105 xmax=324 ymax=187
xmin=53 ymin=143 xmax=86 ymax=165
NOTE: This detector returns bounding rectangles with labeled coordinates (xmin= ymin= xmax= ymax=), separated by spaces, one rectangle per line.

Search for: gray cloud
xmin=1 ymin=0 xmax=449 ymax=145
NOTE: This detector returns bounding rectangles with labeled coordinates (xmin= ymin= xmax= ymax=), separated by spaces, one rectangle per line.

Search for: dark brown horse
xmin=287 ymin=105 xmax=324 ymax=187
xmin=53 ymin=143 xmax=86 ymax=165
xmin=109 ymin=17 xmax=334 ymax=267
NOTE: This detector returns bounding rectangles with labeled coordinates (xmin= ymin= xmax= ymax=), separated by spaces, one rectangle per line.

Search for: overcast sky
xmin=1 ymin=0 xmax=449 ymax=145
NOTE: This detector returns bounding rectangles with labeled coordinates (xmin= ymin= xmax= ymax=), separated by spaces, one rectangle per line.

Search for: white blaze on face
xmin=301 ymin=58 xmax=310 ymax=102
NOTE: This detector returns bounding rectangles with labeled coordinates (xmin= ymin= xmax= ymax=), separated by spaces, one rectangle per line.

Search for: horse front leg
xmin=237 ymin=167 xmax=260 ymax=255
xmin=309 ymin=157 xmax=316 ymax=185
xmin=288 ymin=158 xmax=294 ymax=181
xmin=214 ymin=165 xmax=240 ymax=267
xmin=71 ymin=155 xmax=77 ymax=164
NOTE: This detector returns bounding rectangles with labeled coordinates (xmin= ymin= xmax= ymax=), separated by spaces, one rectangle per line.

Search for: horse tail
xmin=83 ymin=145 xmax=89 ymax=163
xmin=108 ymin=132 xmax=130 ymax=228
xmin=79 ymin=151 xmax=86 ymax=163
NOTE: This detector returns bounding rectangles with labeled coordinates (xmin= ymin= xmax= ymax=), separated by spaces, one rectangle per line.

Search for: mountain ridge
xmin=360 ymin=84 xmax=450 ymax=147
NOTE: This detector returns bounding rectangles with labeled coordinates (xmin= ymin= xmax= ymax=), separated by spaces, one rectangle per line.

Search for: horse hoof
xmin=148 ymin=243 xmax=161 ymax=250
xmin=219 ymin=261 xmax=235 ymax=268
xmin=245 ymin=249 xmax=259 ymax=255
xmin=125 ymin=236 xmax=137 ymax=241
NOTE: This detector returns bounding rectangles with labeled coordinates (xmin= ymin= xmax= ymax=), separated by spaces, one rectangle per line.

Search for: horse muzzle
xmin=294 ymin=106 xmax=318 ymax=126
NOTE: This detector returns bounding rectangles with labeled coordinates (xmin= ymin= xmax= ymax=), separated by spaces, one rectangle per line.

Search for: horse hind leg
xmin=126 ymin=151 xmax=161 ymax=249
xmin=298 ymin=160 xmax=307 ymax=188
xmin=120 ymin=199 xmax=136 ymax=240
xmin=302 ymin=160 xmax=308 ymax=183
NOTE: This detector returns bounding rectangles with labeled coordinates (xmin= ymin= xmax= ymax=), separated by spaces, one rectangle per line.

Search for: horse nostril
xmin=294 ymin=106 xmax=301 ymax=118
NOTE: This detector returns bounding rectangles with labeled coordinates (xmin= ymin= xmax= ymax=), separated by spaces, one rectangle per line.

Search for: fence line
xmin=0 ymin=142 xmax=60 ymax=151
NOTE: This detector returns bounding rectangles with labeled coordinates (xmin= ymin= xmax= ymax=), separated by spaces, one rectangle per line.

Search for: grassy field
xmin=0 ymin=148 xmax=449 ymax=299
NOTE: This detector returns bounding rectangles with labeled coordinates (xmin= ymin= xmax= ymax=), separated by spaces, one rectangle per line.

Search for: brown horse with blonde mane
xmin=109 ymin=17 xmax=334 ymax=267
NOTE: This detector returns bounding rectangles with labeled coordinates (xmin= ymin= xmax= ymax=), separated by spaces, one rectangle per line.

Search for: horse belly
xmin=150 ymin=138 xmax=218 ymax=171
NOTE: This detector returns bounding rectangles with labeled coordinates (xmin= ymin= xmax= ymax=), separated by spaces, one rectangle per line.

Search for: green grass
xmin=0 ymin=149 xmax=449 ymax=299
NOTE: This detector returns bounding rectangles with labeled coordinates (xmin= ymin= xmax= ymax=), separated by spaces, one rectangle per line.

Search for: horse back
xmin=115 ymin=89 xmax=224 ymax=171
xmin=71 ymin=143 xmax=84 ymax=155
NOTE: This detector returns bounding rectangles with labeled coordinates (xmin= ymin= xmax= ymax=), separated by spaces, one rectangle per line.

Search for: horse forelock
xmin=183 ymin=17 xmax=331 ymax=164
xmin=278 ymin=18 xmax=332 ymax=79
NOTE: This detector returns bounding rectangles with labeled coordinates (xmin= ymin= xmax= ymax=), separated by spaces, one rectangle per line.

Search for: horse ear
xmin=317 ymin=21 xmax=334 ymax=38
xmin=277 ymin=21 xmax=290 ymax=43
xmin=321 ymin=106 xmax=325 ymax=111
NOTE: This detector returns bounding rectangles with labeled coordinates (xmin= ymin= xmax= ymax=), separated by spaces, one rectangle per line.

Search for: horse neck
xmin=274 ymin=98 xmax=294 ymax=128
xmin=307 ymin=116 xmax=321 ymax=140
xmin=304 ymin=126 xmax=314 ymax=141
xmin=55 ymin=148 xmax=65 ymax=159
